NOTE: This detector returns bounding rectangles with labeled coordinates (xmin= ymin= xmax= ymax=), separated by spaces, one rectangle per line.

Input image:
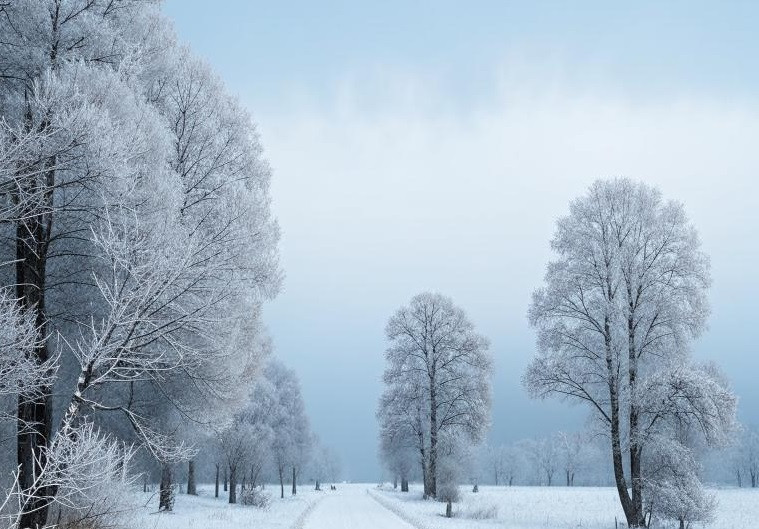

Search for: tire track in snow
xmin=292 ymin=494 xmax=325 ymax=529
xmin=365 ymin=488 xmax=428 ymax=529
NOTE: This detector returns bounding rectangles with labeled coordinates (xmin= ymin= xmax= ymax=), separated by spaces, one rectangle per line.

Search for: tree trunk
xmin=279 ymin=466 xmax=285 ymax=499
xmin=315 ymin=479 xmax=320 ymax=491
xmin=215 ymin=463 xmax=220 ymax=498
xmin=605 ymin=316 xmax=639 ymax=527
xmin=187 ymin=460 xmax=197 ymax=495
xmin=224 ymin=467 xmax=228 ymax=491
xmin=228 ymin=466 xmax=237 ymax=504
xmin=393 ymin=476 xmax=398 ymax=489
xmin=420 ymin=444 xmax=430 ymax=498
xmin=401 ymin=478 xmax=409 ymax=492
xmin=628 ymin=314 xmax=645 ymax=527
xmin=429 ymin=381 xmax=438 ymax=498
xmin=291 ymin=466 xmax=297 ymax=495
xmin=16 ymin=187 xmax=54 ymax=529
xmin=566 ymin=470 xmax=570 ymax=486
xmin=159 ymin=463 xmax=174 ymax=511
xmin=445 ymin=500 xmax=452 ymax=518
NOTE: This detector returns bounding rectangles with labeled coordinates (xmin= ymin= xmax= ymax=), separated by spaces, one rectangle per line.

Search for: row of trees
xmin=486 ymin=432 xmax=599 ymax=487
xmin=0 ymin=2 xmax=287 ymax=527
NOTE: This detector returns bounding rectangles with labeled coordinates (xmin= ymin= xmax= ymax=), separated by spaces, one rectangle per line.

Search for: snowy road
xmin=301 ymin=484 xmax=416 ymax=529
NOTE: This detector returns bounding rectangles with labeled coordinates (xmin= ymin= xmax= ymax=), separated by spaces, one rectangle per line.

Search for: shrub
xmin=240 ymin=487 xmax=271 ymax=509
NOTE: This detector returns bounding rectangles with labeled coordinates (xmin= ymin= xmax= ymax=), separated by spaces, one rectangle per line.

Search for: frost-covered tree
xmin=523 ymin=437 xmax=558 ymax=486
xmin=525 ymin=178 xmax=737 ymax=527
xmin=485 ymin=443 xmax=522 ymax=486
xmin=266 ymin=360 xmax=311 ymax=499
xmin=380 ymin=292 xmax=492 ymax=498
xmin=0 ymin=2 xmax=280 ymax=526
xmin=310 ymin=440 xmax=340 ymax=491
xmin=378 ymin=394 xmax=418 ymax=492
xmin=730 ymin=427 xmax=759 ymax=488
xmin=557 ymin=431 xmax=587 ymax=486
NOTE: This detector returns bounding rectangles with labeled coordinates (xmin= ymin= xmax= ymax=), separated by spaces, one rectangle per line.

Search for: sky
xmin=163 ymin=1 xmax=759 ymax=481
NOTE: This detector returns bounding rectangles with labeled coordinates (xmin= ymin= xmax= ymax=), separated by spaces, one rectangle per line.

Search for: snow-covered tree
xmin=523 ymin=437 xmax=558 ymax=486
xmin=266 ymin=360 xmax=311 ymax=499
xmin=379 ymin=292 xmax=493 ymax=498
xmin=0 ymin=2 xmax=280 ymax=525
xmin=557 ymin=431 xmax=588 ymax=486
xmin=310 ymin=440 xmax=340 ymax=491
xmin=486 ymin=442 xmax=522 ymax=486
xmin=525 ymin=178 xmax=737 ymax=527
xmin=378 ymin=395 xmax=418 ymax=491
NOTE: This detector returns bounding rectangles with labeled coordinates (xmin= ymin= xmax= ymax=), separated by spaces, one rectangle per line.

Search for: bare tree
xmin=525 ymin=179 xmax=737 ymax=527
xmin=558 ymin=431 xmax=586 ymax=486
xmin=380 ymin=292 xmax=492 ymax=498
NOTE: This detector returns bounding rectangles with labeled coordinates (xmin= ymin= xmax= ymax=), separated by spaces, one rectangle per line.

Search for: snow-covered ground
xmin=121 ymin=483 xmax=758 ymax=529
xmin=371 ymin=484 xmax=759 ymax=529
xmin=127 ymin=484 xmax=322 ymax=529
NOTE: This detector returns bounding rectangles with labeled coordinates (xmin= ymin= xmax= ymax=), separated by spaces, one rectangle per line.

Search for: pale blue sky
xmin=165 ymin=1 xmax=759 ymax=480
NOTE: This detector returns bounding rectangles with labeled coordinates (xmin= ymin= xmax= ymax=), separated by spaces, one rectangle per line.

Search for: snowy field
xmin=370 ymin=484 xmax=759 ymax=529
xmin=118 ymin=483 xmax=759 ymax=529
xmin=127 ymin=484 xmax=322 ymax=529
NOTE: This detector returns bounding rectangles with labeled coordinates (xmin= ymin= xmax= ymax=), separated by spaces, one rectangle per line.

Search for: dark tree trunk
xmin=429 ymin=381 xmax=438 ymax=498
xmin=187 ymin=460 xmax=197 ymax=495
xmin=445 ymin=500 xmax=452 ymax=518
xmin=215 ymin=463 xmax=220 ymax=498
xmin=401 ymin=478 xmax=409 ymax=492
xmin=224 ymin=467 xmax=228 ymax=491
xmin=291 ymin=466 xmax=297 ymax=495
xmin=315 ymin=479 xmax=320 ymax=491
xmin=16 ymin=179 xmax=54 ymax=529
xmin=279 ymin=467 xmax=285 ymax=499
xmin=228 ymin=466 xmax=237 ymax=504
xmin=420 ymin=444 xmax=430 ymax=498
xmin=605 ymin=316 xmax=640 ymax=527
xmin=159 ymin=463 xmax=174 ymax=511
xmin=628 ymin=314 xmax=645 ymax=528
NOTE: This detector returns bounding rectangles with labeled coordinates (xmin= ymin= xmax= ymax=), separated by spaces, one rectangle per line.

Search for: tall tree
xmin=525 ymin=178 xmax=737 ymax=527
xmin=267 ymin=360 xmax=311 ymax=499
xmin=380 ymin=292 xmax=492 ymax=498
xmin=0 ymin=2 xmax=280 ymax=525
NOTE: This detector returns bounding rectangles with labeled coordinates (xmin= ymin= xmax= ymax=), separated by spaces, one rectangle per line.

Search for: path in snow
xmin=301 ymin=484 xmax=417 ymax=529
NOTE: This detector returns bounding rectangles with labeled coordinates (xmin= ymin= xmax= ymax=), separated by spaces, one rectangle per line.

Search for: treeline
xmin=0 ymin=2 xmax=314 ymax=528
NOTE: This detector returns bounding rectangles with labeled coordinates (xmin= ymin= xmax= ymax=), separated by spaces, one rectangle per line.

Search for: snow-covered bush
xmin=240 ymin=487 xmax=271 ymax=509
xmin=644 ymin=437 xmax=717 ymax=529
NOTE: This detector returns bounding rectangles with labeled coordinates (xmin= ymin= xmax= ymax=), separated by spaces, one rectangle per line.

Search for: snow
xmin=371 ymin=484 xmax=759 ymax=529
xmin=303 ymin=484 xmax=415 ymax=529
xmin=122 ymin=483 xmax=759 ymax=529
xmin=128 ymin=484 xmax=322 ymax=529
